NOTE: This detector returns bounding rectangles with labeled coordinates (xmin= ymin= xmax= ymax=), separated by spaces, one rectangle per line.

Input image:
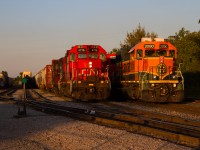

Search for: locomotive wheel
xmin=127 ymin=88 xmax=134 ymax=99
xmin=141 ymin=90 xmax=155 ymax=102
xmin=97 ymin=88 xmax=109 ymax=100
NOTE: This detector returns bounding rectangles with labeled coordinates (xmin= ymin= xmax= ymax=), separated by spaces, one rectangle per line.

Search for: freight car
xmin=0 ymin=72 xmax=7 ymax=88
xmin=34 ymin=65 xmax=52 ymax=90
xmin=113 ymin=38 xmax=184 ymax=102
xmin=35 ymin=45 xmax=115 ymax=101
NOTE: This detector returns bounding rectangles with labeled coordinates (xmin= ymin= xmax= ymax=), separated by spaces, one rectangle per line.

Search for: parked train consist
xmin=0 ymin=71 xmax=13 ymax=88
xmin=113 ymin=38 xmax=184 ymax=102
xmin=34 ymin=65 xmax=52 ymax=90
xmin=35 ymin=45 xmax=116 ymax=101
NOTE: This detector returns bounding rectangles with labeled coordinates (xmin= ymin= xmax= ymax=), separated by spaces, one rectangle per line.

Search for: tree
xmin=172 ymin=29 xmax=200 ymax=73
xmin=174 ymin=27 xmax=190 ymax=40
xmin=118 ymin=24 xmax=157 ymax=60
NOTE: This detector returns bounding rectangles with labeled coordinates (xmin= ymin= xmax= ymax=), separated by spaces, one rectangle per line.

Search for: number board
xmin=77 ymin=48 xmax=86 ymax=52
xmin=159 ymin=44 xmax=168 ymax=49
xmin=144 ymin=44 xmax=155 ymax=49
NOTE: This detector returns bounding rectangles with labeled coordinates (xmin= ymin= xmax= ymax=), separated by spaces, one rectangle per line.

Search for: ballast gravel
xmin=35 ymin=89 xmax=200 ymax=121
xmin=0 ymin=101 xmax=192 ymax=150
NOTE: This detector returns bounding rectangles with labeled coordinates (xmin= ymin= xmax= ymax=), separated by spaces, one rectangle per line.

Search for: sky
xmin=0 ymin=0 xmax=200 ymax=77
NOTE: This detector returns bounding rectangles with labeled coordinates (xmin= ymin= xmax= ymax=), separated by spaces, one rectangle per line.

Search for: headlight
xmin=100 ymin=81 xmax=104 ymax=84
xmin=89 ymin=62 xmax=92 ymax=68
xmin=173 ymin=83 xmax=176 ymax=87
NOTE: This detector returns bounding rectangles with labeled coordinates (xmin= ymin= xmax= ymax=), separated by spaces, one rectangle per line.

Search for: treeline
xmin=170 ymin=28 xmax=200 ymax=97
xmin=112 ymin=25 xmax=200 ymax=98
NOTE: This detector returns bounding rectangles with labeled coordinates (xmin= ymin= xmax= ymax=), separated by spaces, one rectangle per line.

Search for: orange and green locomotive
xmin=114 ymin=38 xmax=184 ymax=102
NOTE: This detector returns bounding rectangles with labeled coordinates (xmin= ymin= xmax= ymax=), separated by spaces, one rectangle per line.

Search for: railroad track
xmin=0 ymin=88 xmax=17 ymax=100
xmin=14 ymin=89 xmax=200 ymax=149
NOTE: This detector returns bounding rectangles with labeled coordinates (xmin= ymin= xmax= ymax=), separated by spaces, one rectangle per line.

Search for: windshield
xmin=100 ymin=53 xmax=106 ymax=62
xmin=169 ymin=50 xmax=175 ymax=57
xmin=89 ymin=53 xmax=98 ymax=59
xmin=156 ymin=50 xmax=167 ymax=56
xmin=145 ymin=50 xmax=155 ymax=57
xmin=78 ymin=54 xmax=87 ymax=59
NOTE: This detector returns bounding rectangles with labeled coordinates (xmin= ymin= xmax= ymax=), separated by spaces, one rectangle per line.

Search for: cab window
xmin=70 ymin=53 xmax=76 ymax=61
xmin=156 ymin=50 xmax=167 ymax=56
xmin=89 ymin=53 xmax=98 ymax=59
xmin=145 ymin=50 xmax=155 ymax=57
xmin=100 ymin=53 xmax=106 ymax=62
xmin=169 ymin=50 xmax=175 ymax=57
xmin=78 ymin=54 xmax=87 ymax=59
xmin=137 ymin=49 xmax=143 ymax=58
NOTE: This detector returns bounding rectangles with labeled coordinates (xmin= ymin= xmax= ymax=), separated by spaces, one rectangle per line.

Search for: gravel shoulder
xmin=0 ymin=99 xmax=192 ymax=150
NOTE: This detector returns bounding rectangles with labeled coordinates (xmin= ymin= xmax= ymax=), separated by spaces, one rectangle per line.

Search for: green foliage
xmin=110 ymin=48 xmax=118 ymax=54
xmin=170 ymin=28 xmax=200 ymax=73
xmin=13 ymin=72 xmax=23 ymax=86
xmin=118 ymin=24 xmax=157 ymax=61
xmin=183 ymin=72 xmax=200 ymax=98
xmin=169 ymin=28 xmax=200 ymax=98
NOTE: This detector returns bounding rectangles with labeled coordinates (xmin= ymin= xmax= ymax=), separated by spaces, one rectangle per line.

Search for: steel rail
xmin=0 ymin=88 xmax=17 ymax=100
xmin=19 ymin=90 xmax=200 ymax=149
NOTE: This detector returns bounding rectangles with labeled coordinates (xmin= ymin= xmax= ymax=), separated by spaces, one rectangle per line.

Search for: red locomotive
xmin=113 ymin=38 xmax=184 ymax=102
xmin=35 ymin=45 xmax=115 ymax=101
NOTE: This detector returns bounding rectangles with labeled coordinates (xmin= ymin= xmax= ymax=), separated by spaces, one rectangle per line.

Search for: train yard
xmin=0 ymin=88 xmax=200 ymax=149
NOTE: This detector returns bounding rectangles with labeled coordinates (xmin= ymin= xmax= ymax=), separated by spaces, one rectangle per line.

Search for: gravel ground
xmin=0 ymin=90 xmax=193 ymax=150
xmin=34 ymin=89 xmax=200 ymax=121
xmin=110 ymin=101 xmax=200 ymax=121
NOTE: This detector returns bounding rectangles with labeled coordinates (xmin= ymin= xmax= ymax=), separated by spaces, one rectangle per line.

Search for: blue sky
xmin=0 ymin=0 xmax=200 ymax=77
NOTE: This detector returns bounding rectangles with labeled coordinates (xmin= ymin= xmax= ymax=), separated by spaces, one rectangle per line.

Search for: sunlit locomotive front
xmin=57 ymin=45 xmax=111 ymax=101
xmin=118 ymin=38 xmax=184 ymax=102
